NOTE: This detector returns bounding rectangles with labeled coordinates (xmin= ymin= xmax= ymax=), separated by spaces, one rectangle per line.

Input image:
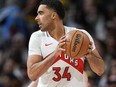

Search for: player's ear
xmin=51 ymin=12 xmax=57 ymax=20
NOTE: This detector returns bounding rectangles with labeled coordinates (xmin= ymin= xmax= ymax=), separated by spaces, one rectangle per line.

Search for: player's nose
xmin=35 ymin=15 xmax=39 ymax=21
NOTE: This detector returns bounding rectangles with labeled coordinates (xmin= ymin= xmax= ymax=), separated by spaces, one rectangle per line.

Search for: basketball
xmin=64 ymin=30 xmax=90 ymax=58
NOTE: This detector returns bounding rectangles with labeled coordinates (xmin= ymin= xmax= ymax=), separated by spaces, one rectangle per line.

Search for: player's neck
xmin=48 ymin=21 xmax=65 ymax=41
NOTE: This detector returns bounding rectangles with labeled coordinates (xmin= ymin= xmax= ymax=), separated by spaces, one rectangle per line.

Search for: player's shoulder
xmin=30 ymin=30 xmax=46 ymax=38
xmin=65 ymin=26 xmax=77 ymax=31
xmin=65 ymin=26 xmax=88 ymax=33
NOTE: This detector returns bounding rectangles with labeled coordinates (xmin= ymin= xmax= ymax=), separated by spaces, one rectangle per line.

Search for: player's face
xmin=35 ymin=5 xmax=54 ymax=31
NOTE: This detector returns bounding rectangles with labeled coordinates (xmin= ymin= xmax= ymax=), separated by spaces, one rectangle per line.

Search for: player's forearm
xmin=28 ymin=53 xmax=57 ymax=81
xmin=86 ymin=55 xmax=104 ymax=76
xmin=86 ymin=50 xmax=105 ymax=76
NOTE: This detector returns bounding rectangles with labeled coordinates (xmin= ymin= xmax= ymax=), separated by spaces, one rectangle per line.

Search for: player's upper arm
xmin=27 ymin=55 xmax=42 ymax=74
xmin=27 ymin=31 xmax=43 ymax=80
xmin=27 ymin=31 xmax=42 ymax=69
xmin=27 ymin=55 xmax=42 ymax=67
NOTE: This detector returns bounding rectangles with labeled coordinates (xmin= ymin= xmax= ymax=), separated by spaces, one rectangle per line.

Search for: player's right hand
xmin=53 ymin=36 xmax=66 ymax=58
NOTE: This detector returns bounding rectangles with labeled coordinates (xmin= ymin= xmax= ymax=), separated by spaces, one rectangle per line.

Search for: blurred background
xmin=0 ymin=0 xmax=116 ymax=87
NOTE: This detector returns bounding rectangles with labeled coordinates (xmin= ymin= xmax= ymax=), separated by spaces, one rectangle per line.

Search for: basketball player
xmin=27 ymin=0 xmax=105 ymax=87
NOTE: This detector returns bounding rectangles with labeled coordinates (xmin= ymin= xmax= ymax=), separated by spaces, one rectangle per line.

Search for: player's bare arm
xmin=27 ymin=36 xmax=66 ymax=81
xmin=85 ymin=42 xmax=105 ymax=76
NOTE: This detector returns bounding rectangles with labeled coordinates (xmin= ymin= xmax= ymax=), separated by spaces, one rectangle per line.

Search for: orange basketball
xmin=64 ymin=30 xmax=90 ymax=58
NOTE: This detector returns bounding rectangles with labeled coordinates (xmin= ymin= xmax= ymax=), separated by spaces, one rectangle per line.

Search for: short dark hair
xmin=40 ymin=0 xmax=65 ymax=20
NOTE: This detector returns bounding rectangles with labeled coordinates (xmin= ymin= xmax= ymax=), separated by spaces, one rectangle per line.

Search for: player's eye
xmin=38 ymin=11 xmax=43 ymax=15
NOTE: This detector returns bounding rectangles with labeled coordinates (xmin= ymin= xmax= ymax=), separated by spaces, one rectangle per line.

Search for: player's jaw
xmin=36 ymin=21 xmax=45 ymax=31
xmin=39 ymin=20 xmax=53 ymax=31
xmin=38 ymin=23 xmax=48 ymax=31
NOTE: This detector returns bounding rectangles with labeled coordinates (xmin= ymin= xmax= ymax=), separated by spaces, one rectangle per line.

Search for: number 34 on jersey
xmin=52 ymin=53 xmax=84 ymax=82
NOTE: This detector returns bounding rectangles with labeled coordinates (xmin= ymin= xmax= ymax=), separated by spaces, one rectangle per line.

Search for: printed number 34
xmin=52 ymin=67 xmax=71 ymax=81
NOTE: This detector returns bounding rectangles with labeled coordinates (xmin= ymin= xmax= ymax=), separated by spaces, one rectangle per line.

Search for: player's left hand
xmin=85 ymin=42 xmax=93 ymax=58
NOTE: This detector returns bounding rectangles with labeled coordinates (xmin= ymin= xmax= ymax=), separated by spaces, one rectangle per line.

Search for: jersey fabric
xmin=28 ymin=26 xmax=95 ymax=87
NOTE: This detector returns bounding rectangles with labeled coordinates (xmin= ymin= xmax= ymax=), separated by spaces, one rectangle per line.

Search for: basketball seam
xmin=74 ymin=32 xmax=84 ymax=58
xmin=70 ymin=30 xmax=78 ymax=57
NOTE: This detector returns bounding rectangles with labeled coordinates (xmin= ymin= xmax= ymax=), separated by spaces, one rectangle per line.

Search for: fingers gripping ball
xmin=64 ymin=30 xmax=90 ymax=58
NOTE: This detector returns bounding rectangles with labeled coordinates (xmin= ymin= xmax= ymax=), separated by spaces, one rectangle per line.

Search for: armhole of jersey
xmin=28 ymin=31 xmax=42 ymax=56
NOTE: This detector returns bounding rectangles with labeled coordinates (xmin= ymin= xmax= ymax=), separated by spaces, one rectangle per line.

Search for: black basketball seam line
xmin=65 ymin=41 xmax=67 ymax=54
xmin=74 ymin=32 xmax=84 ymax=58
xmin=70 ymin=30 xmax=78 ymax=57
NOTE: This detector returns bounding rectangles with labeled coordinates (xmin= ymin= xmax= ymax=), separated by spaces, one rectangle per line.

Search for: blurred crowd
xmin=0 ymin=0 xmax=116 ymax=87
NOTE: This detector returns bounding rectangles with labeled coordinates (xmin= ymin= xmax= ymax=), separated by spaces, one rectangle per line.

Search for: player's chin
xmin=39 ymin=26 xmax=43 ymax=31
